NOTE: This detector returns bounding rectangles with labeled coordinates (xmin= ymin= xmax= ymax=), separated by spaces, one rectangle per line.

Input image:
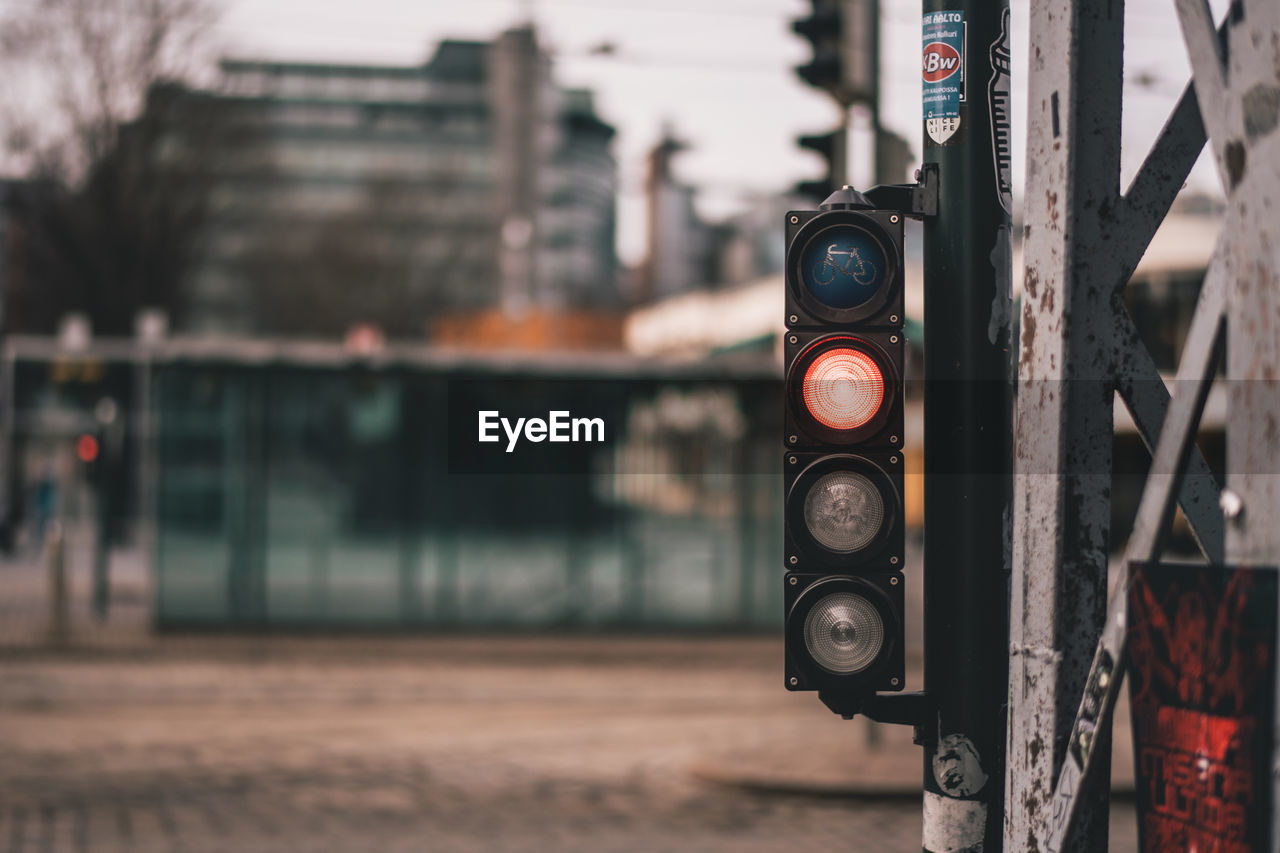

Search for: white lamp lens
xmin=802 ymin=470 xmax=885 ymax=553
xmin=803 ymin=591 xmax=885 ymax=674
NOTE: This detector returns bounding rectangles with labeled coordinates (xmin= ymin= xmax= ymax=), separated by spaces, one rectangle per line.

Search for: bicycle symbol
xmin=813 ymin=243 xmax=878 ymax=287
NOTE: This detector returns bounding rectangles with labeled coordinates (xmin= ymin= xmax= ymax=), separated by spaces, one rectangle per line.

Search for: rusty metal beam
xmin=1025 ymin=0 xmax=1280 ymax=846
xmin=1216 ymin=0 xmax=1280 ymax=542
xmin=1006 ymin=0 xmax=1126 ymax=846
xmin=1043 ymin=247 xmax=1227 ymax=853
xmin=1211 ymin=0 xmax=1280 ymax=832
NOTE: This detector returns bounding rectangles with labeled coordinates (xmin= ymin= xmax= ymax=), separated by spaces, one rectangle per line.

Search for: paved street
xmin=0 ymin=634 xmax=1144 ymax=853
xmin=0 ymin=541 xmax=1141 ymax=853
xmin=0 ymin=636 xmax=922 ymax=853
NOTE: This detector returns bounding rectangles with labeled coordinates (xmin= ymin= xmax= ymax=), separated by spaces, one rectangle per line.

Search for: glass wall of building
xmin=153 ymin=359 xmax=782 ymax=629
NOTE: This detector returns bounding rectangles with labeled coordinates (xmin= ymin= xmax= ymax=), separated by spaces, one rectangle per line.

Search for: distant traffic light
xmin=77 ymin=430 xmax=104 ymax=487
xmin=76 ymin=432 xmax=100 ymax=465
xmin=795 ymin=129 xmax=847 ymax=203
xmin=792 ymin=0 xmax=844 ymax=93
xmin=792 ymin=0 xmax=881 ymax=203
xmin=783 ymin=187 xmax=906 ymax=717
xmin=791 ymin=0 xmax=877 ymax=106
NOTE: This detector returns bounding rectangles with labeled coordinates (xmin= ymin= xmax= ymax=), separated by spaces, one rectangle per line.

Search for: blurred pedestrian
xmin=32 ymin=457 xmax=58 ymax=551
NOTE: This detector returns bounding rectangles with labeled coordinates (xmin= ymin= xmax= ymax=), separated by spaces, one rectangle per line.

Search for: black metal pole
xmin=919 ymin=0 xmax=1013 ymax=849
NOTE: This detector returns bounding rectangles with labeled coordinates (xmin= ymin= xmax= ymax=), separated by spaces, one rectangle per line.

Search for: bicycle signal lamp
xmin=786 ymin=205 xmax=902 ymax=327
xmin=783 ymin=184 xmax=911 ymax=719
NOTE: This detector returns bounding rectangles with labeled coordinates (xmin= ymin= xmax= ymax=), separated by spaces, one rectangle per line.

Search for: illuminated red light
xmin=76 ymin=433 xmax=99 ymax=464
xmin=802 ymin=346 xmax=885 ymax=430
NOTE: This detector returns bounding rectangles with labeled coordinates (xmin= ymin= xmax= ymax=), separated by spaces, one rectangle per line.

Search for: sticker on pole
xmin=1127 ymin=562 xmax=1277 ymax=853
xmin=922 ymin=11 xmax=965 ymax=145
xmin=932 ymin=734 xmax=988 ymax=797
xmin=987 ymin=8 xmax=1012 ymax=212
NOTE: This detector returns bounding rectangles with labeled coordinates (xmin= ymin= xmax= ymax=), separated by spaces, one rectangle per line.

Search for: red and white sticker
xmin=922 ymin=10 xmax=965 ymax=145
xmin=922 ymin=42 xmax=961 ymax=83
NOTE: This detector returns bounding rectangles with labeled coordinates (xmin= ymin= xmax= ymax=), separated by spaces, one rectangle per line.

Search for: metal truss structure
xmin=1007 ymin=0 xmax=1280 ymax=848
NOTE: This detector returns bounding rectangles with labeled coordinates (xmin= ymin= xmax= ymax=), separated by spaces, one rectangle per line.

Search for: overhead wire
xmin=0 ymin=0 xmax=1203 ymax=200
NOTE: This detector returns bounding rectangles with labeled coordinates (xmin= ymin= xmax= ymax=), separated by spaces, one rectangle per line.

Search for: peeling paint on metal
xmin=1018 ymin=304 xmax=1037 ymax=372
xmin=1242 ymin=83 xmax=1280 ymax=141
xmin=1226 ymin=139 xmax=1247 ymax=188
xmin=923 ymin=791 xmax=988 ymax=852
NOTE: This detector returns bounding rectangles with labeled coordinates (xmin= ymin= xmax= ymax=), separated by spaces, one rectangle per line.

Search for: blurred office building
xmin=636 ymin=131 xmax=715 ymax=304
xmin=195 ymin=25 xmax=618 ymax=341
xmin=2 ymin=26 xmax=618 ymax=344
xmin=634 ymin=129 xmax=799 ymax=307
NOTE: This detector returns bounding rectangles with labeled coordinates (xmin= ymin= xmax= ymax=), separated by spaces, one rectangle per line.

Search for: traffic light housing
xmin=785 ymin=573 xmax=904 ymax=696
xmin=783 ymin=188 xmax=906 ymax=717
xmin=792 ymin=1 xmax=844 ymax=94
xmin=785 ymin=207 xmax=903 ymax=328
xmin=795 ymin=129 xmax=847 ymax=204
xmin=791 ymin=0 xmax=880 ymax=203
xmin=784 ymin=452 xmax=902 ymax=569
xmin=792 ymin=0 xmax=877 ymax=107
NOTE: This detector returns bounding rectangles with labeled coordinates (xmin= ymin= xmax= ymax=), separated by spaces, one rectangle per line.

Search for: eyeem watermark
xmin=478 ymin=410 xmax=606 ymax=453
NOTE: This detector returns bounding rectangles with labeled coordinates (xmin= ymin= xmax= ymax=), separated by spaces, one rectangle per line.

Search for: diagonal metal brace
xmin=1043 ymin=249 xmax=1229 ymax=852
xmin=1113 ymin=311 xmax=1225 ymax=563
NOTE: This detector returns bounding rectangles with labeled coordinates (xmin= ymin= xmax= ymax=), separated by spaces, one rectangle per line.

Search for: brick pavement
xmin=0 ymin=540 xmax=1141 ymax=853
xmin=0 ymin=637 xmax=1140 ymax=852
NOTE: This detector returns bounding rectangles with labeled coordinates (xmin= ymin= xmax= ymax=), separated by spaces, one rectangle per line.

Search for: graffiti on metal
xmin=1127 ymin=562 xmax=1277 ymax=853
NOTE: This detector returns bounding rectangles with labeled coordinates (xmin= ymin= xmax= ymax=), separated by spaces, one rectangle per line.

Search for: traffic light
xmin=792 ymin=0 xmax=877 ymax=107
xmin=795 ymin=128 xmax=846 ymax=203
xmin=783 ymin=187 xmax=905 ymax=717
xmin=792 ymin=0 xmax=843 ymax=94
xmin=77 ymin=431 xmax=103 ymax=485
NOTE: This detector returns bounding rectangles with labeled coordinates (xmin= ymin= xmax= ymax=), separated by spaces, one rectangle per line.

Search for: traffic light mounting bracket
xmin=820 ymin=689 xmax=929 ymax=734
xmin=826 ymin=163 xmax=938 ymax=220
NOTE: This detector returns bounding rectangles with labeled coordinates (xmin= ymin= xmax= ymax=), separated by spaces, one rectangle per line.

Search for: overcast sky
xmin=213 ymin=0 xmax=1219 ymax=265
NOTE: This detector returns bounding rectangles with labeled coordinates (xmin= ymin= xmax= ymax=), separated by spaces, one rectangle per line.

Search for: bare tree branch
xmin=0 ymin=0 xmax=217 ymax=182
xmin=1 ymin=0 xmax=223 ymax=335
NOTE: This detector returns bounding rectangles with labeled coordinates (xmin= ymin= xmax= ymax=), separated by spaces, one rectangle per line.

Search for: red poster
xmin=1128 ymin=562 xmax=1276 ymax=853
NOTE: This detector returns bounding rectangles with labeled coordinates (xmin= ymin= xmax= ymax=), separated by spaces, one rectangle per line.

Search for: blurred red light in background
xmin=76 ymin=433 xmax=99 ymax=464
